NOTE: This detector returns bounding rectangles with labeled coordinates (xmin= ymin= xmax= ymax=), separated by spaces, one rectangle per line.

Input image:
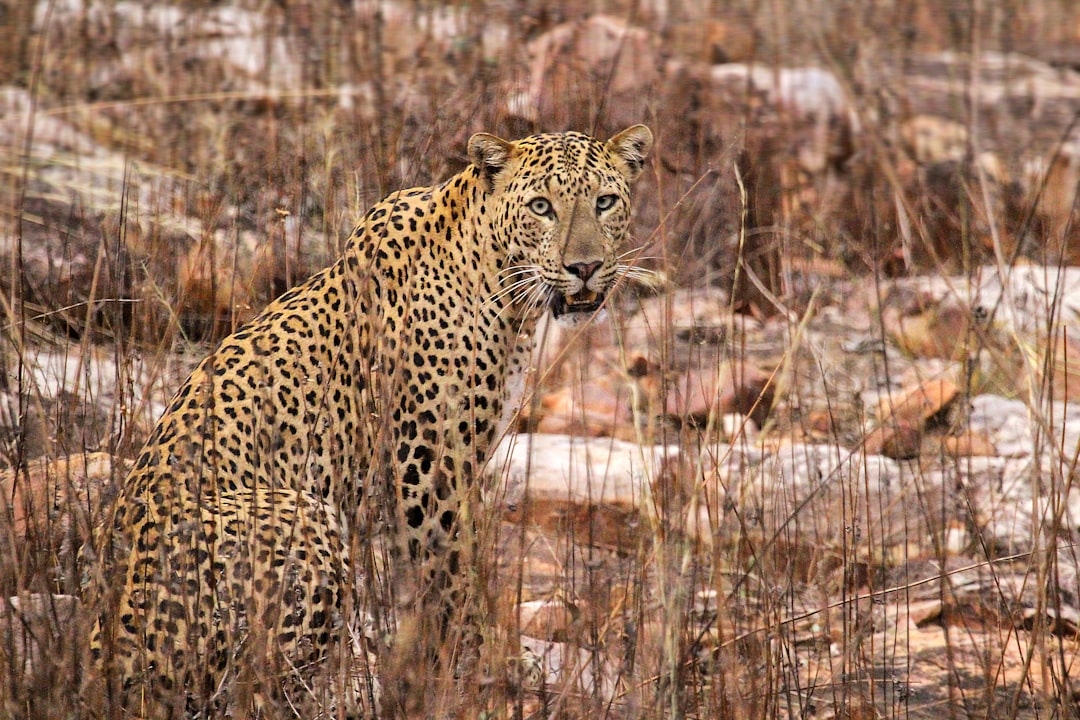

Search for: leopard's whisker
xmin=514 ymin=280 xmax=545 ymax=306
xmin=617 ymin=264 xmax=662 ymax=289
xmin=497 ymin=263 xmax=541 ymax=280
xmin=511 ymin=279 xmax=545 ymax=305
xmin=513 ymin=285 xmax=546 ymax=338
xmin=520 ymin=283 xmax=547 ymax=319
xmin=489 ymin=266 xmax=542 ymax=306
xmin=617 ymin=244 xmax=651 ymax=260
xmin=486 ymin=276 xmax=542 ymax=309
xmin=490 ymin=276 xmax=538 ymax=302
xmin=493 ymin=276 xmax=545 ymax=319
xmin=497 ymin=266 xmax=540 ymax=281
xmin=617 ymin=263 xmax=660 ymax=277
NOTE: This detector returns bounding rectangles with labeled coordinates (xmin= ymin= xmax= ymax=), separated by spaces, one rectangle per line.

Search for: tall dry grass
xmin=2 ymin=0 xmax=1080 ymax=718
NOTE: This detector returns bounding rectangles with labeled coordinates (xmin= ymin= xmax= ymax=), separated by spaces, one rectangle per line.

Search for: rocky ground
xmin=5 ymin=263 xmax=1080 ymax=717
xmin=480 ymin=264 xmax=1080 ymax=718
xmin=2 ymin=1 xmax=1080 ymax=717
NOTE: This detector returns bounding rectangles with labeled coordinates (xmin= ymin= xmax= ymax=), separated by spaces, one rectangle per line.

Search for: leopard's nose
xmin=565 ymin=261 xmax=602 ymax=282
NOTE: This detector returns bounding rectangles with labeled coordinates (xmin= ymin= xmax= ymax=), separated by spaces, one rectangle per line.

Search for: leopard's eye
xmin=528 ymin=197 xmax=553 ymax=217
xmin=596 ymin=194 xmax=618 ymax=212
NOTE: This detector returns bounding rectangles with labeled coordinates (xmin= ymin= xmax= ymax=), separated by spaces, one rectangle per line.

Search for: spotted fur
xmin=88 ymin=125 xmax=653 ymax=717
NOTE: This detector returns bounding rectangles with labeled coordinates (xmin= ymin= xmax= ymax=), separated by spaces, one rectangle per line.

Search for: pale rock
xmin=707 ymin=64 xmax=854 ymax=172
xmin=969 ymin=396 xmax=1032 ymax=457
xmin=516 ymin=597 xmax=582 ymax=643
xmin=969 ymin=394 xmax=1080 ymax=459
xmin=721 ymin=413 xmax=757 ymax=442
xmin=0 ymin=593 xmax=83 ymax=680
xmin=487 ymin=433 xmax=677 ymax=514
xmin=36 ymin=1 xmax=302 ymax=91
xmin=510 ymin=15 xmax=660 ymax=130
xmin=518 ymin=635 xmax=619 ymax=701
xmin=488 ymin=434 xmax=736 ymax=548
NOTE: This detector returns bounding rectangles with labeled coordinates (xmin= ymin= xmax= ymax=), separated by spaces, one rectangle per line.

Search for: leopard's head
xmin=470 ymin=125 xmax=653 ymax=325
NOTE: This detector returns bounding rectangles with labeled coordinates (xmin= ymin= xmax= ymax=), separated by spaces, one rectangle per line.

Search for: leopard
xmin=86 ymin=124 xmax=653 ymax=718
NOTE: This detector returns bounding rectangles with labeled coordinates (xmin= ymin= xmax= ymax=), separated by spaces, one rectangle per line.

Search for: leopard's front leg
xmin=378 ymin=400 xmax=498 ymax=715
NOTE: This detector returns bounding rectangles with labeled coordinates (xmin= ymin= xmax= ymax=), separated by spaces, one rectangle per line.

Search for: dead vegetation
xmin=2 ymin=0 xmax=1080 ymax=718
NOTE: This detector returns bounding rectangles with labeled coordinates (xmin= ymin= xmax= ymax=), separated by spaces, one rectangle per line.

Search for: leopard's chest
xmin=494 ymin=322 xmax=543 ymax=442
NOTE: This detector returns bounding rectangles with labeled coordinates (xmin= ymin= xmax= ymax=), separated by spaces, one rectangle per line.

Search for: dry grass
xmin=2 ymin=0 xmax=1080 ymax=718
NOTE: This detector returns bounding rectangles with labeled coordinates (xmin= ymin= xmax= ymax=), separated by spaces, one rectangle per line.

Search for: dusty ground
xmin=3 ymin=264 xmax=1080 ymax=718
xmin=480 ymin=264 xmax=1080 ymax=718
xmin=2 ymin=1 xmax=1080 ymax=718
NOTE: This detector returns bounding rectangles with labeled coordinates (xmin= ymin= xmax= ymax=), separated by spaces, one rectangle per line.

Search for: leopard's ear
xmin=607 ymin=124 xmax=653 ymax=182
xmin=468 ymin=132 xmax=515 ymax=192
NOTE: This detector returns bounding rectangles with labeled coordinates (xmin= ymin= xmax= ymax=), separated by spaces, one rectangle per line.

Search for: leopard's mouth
xmin=551 ymin=289 xmax=605 ymax=319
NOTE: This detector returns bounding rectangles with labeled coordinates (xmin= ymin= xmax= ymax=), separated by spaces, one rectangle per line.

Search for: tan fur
xmin=87 ymin=126 xmax=652 ymax=718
